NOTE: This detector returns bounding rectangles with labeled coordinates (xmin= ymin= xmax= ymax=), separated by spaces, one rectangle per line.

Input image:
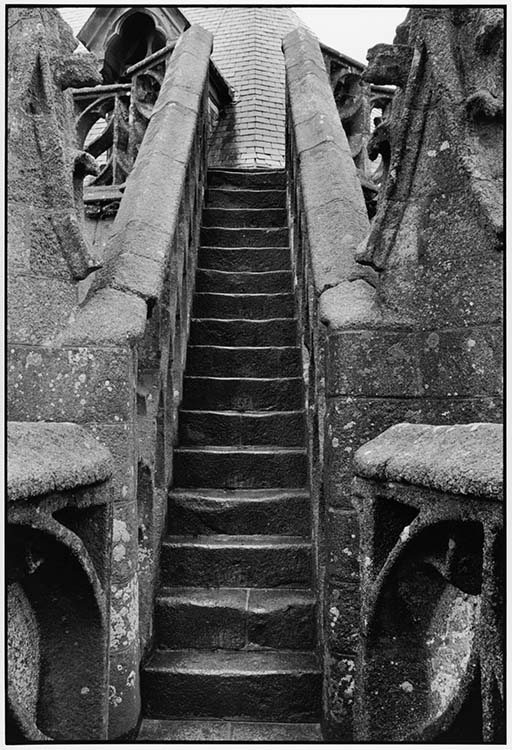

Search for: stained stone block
xmin=7 ymin=276 xmax=77 ymax=345
xmin=8 ymin=345 xmax=134 ymax=424
xmin=323 ymin=394 xmax=503 ymax=508
xmin=326 ymin=330 xmax=422 ymax=398
xmin=324 ymin=580 xmax=360 ymax=655
xmin=325 ymin=509 xmax=359 ymax=582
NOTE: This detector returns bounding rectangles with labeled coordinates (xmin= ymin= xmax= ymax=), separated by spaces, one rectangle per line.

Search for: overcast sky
xmin=295 ymin=7 xmax=409 ymax=64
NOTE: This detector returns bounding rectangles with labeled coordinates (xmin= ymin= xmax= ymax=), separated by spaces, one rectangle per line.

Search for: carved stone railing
xmin=7 ymin=422 xmax=113 ymax=741
xmin=352 ymin=423 xmax=503 ymax=742
xmin=73 ymin=38 xmax=231 ymax=218
xmin=283 ymin=26 xmax=373 ymax=740
xmin=322 ymin=44 xmax=394 ymax=217
xmin=9 ymin=24 xmax=213 ymax=739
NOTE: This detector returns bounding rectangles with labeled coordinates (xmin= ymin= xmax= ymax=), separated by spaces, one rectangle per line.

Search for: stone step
xmin=202 ymin=207 xmax=287 ymax=228
xmin=137 ymin=718 xmax=322 ymax=742
xmin=173 ymin=446 xmax=307 ymax=489
xmin=181 ymin=377 xmax=303 ymax=411
xmin=201 ymin=226 xmax=288 ymax=248
xmin=142 ymin=649 xmax=320 ymax=721
xmin=154 ymin=587 xmax=316 ymax=650
xmin=189 ymin=319 xmax=297 ymax=347
xmin=161 ymin=534 xmax=311 ymax=587
xmin=186 ymin=346 xmax=301 ymax=378
xmin=192 ymin=293 xmax=295 ymax=319
xmin=167 ymin=488 xmax=310 ymax=536
xmin=198 ymin=246 xmax=291 ymax=272
xmin=179 ymin=410 xmax=305 ymax=446
xmin=196 ymin=269 xmax=292 ymax=294
xmin=207 ymin=187 xmax=286 ymax=209
xmin=208 ymin=169 xmax=286 ymax=189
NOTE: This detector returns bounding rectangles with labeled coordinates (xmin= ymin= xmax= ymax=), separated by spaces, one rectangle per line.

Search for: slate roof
xmin=181 ymin=7 xmax=309 ymax=168
xmin=59 ymin=6 xmax=314 ymax=168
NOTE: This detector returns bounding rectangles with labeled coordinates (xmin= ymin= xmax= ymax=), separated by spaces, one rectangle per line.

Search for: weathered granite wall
xmin=352 ymin=423 xmax=503 ymax=741
xmin=285 ymin=6 xmax=502 ymax=741
xmin=8 ymin=8 xmax=213 ymax=739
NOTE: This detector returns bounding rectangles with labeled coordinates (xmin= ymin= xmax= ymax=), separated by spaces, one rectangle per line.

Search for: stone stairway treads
xmin=138 ymin=719 xmax=323 ymax=742
xmin=201 ymin=226 xmax=289 ymax=247
xmin=202 ymin=207 xmax=287 ymax=227
xmin=207 ymin=187 xmax=287 ymax=208
xmin=198 ymin=246 xmax=291 ymax=272
xmin=161 ymin=534 xmax=312 ymax=587
xmin=193 ymin=292 xmax=295 ymax=319
xmin=181 ymin=376 xmax=303 ymax=410
xmin=142 ymin=650 xmax=321 ymax=721
xmin=195 ymin=269 xmax=292 ymax=293
xmin=207 ymin=169 xmax=286 ymax=189
xmin=154 ymin=587 xmax=316 ymax=650
xmin=178 ymin=409 xmax=305 ymax=446
xmin=167 ymin=488 xmax=310 ymax=535
xmin=173 ymin=446 xmax=307 ymax=488
xmin=189 ymin=318 xmax=297 ymax=346
xmin=139 ymin=169 xmax=320 ymax=738
xmin=185 ymin=345 xmax=301 ymax=377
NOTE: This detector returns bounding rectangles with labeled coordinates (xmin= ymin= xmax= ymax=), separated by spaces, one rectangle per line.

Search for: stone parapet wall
xmin=7 ymin=12 xmax=213 ymax=739
xmin=284 ymin=7 xmax=502 ymax=741
xmin=352 ymin=423 xmax=503 ymax=741
xmin=283 ymin=25 xmax=372 ymax=740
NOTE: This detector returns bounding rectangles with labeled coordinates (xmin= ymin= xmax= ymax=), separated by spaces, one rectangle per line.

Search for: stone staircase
xmin=139 ymin=169 xmax=321 ymax=742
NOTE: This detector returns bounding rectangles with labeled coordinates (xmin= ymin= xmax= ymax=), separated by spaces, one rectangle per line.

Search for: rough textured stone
xmin=54 ymin=289 xmax=147 ymax=347
xmin=324 ymin=395 xmax=503 ymax=508
xmin=143 ymin=649 xmax=321 ymax=721
xmin=352 ymin=424 xmax=503 ymax=741
xmin=354 ymin=422 xmax=502 ymax=498
xmin=8 ymin=345 xmax=134 ymax=424
xmin=7 ymin=422 xmax=113 ymax=501
xmin=161 ymin=535 xmax=311 ymax=588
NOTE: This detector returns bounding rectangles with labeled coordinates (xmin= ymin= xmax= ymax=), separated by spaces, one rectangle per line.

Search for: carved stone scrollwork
xmin=322 ymin=47 xmax=394 ymax=218
xmin=352 ymin=423 xmax=503 ymax=743
xmin=7 ymin=422 xmax=114 ymax=742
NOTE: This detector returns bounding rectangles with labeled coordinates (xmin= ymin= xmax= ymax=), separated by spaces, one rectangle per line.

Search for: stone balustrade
xmin=352 ymin=422 xmax=503 ymax=742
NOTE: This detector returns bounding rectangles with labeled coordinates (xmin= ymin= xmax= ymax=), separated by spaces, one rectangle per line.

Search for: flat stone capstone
xmin=353 ymin=422 xmax=502 ymax=499
xmin=8 ymin=421 xmax=113 ymax=502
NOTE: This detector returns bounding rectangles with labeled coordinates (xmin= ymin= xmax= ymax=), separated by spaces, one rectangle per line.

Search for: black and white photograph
xmin=6 ymin=2 xmax=504 ymax=744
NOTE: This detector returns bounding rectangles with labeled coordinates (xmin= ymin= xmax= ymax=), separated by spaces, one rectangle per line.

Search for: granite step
xmin=202 ymin=207 xmax=287 ymax=228
xmin=195 ymin=269 xmax=292 ymax=294
xmin=173 ymin=446 xmax=307 ymax=489
xmin=179 ymin=410 xmax=305 ymax=446
xmin=185 ymin=346 xmax=301 ymax=378
xmin=154 ymin=587 xmax=316 ymax=650
xmin=137 ymin=718 xmax=322 ymax=742
xmin=198 ymin=246 xmax=291 ymax=272
xmin=208 ymin=169 xmax=286 ymax=189
xmin=142 ymin=649 xmax=320 ymax=721
xmin=206 ymin=187 xmax=286 ymax=209
xmin=192 ymin=293 xmax=295 ymax=319
xmin=167 ymin=488 xmax=310 ymax=536
xmin=181 ymin=377 xmax=303 ymax=411
xmin=161 ymin=534 xmax=311 ymax=587
xmin=189 ymin=318 xmax=297 ymax=347
xmin=201 ymin=226 xmax=288 ymax=247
